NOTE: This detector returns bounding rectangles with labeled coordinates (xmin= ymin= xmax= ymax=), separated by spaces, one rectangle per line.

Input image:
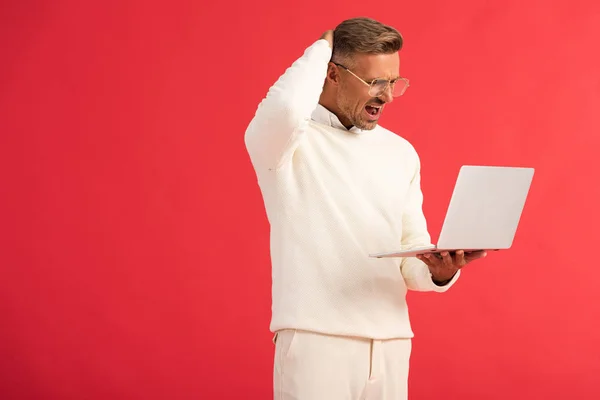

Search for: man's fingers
xmin=417 ymin=253 xmax=439 ymax=268
xmin=465 ymin=250 xmax=487 ymax=263
xmin=440 ymin=251 xmax=454 ymax=268
xmin=320 ymin=30 xmax=334 ymax=48
xmin=455 ymin=250 xmax=466 ymax=267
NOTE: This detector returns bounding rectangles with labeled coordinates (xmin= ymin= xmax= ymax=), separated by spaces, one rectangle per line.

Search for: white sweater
xmin=244 ymin=39 xmax=460 ymax=340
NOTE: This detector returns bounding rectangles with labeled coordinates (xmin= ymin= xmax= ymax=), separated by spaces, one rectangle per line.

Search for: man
xmin=244 ymin=17 xmax=486 ymax=400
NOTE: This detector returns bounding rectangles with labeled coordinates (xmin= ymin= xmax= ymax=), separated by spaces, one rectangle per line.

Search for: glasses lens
xmin=369 ymin=80 xmax=387 ymax=97
xmin=392 ymin=79 xmax=409 ymax=97
xmin=370 ymin=78 xmax=409 ymax=97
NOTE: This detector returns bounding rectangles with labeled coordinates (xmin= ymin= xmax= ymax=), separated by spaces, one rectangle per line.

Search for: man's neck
xmin=318 ymin=95 xmax=353 ymax=130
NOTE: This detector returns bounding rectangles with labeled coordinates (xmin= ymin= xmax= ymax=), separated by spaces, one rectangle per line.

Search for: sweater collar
xmin=311 ymin=104 xmax=365 ymax=134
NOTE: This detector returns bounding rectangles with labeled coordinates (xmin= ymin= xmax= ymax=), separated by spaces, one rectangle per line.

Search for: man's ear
xmin=326 ymin=62 xmax=341 ymax=85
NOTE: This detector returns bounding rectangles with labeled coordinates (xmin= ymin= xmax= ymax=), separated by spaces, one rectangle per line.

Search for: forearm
xmin=244 ymin=37 xmax=332 ymax=170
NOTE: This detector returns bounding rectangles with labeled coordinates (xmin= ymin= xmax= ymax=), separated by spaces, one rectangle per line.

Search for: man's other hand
xmin=320 ymin=30 xmax=333 ymax=48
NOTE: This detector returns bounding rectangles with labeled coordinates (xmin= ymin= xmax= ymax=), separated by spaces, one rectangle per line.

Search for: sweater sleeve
xmin=399 ymin=151 xmax=460 ymax=292
xmin=244 ymin=39 xmax=332 ymax=171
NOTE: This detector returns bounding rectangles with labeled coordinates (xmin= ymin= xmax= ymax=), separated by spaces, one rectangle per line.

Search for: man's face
xmin=335 ymin=52 xmax=400 ymax=130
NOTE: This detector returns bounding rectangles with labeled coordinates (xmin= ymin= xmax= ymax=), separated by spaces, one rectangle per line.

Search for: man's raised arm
xmin=244 ymin=31 xmax=333 ymax=171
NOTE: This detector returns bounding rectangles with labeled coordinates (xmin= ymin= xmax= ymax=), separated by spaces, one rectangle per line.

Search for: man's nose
xmin=378 ymin=85 xmax=394 ymax=103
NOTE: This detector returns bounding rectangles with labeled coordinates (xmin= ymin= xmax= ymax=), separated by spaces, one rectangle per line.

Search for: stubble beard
xmin=336 ymin=95 xmax=377 ymax=131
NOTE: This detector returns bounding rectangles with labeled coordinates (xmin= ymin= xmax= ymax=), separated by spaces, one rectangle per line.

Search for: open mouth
xmin=365 ymin=105 xmax=382 ymax=119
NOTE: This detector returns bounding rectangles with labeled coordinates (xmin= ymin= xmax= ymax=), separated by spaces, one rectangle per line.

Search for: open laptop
xmin=369 ymin=165 xmax=535 ymax=258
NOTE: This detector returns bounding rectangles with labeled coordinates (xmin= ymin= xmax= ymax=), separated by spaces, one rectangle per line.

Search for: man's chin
xmin=355 ymin=119 xmax=378 ymax=131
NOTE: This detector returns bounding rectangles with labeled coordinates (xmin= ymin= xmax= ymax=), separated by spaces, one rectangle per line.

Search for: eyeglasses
xmin=333 ymin=63 xmax=410 ymax=97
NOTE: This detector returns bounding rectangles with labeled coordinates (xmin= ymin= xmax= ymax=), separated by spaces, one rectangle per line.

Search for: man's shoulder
xmin=373 ymin=124 xmax=419 ymax=155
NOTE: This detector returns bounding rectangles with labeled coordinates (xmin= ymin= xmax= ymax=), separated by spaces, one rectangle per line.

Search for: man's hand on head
xmin=417 ymin=250 xmax=487 ymax=285
xmin=320 ymin=30 xmax=334 ymax=49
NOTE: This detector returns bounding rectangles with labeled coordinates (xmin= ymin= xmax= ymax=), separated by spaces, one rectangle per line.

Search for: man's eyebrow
xmin=365 ymin=75 xmax=401 ymax=82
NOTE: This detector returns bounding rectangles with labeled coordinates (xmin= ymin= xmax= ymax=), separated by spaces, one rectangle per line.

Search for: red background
xmin=2 ymin=0 xmax=600 ymax=399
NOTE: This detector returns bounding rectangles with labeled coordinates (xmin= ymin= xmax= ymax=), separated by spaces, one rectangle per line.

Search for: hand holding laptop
xmin=417 ymin=249 xmax=487 ymax=284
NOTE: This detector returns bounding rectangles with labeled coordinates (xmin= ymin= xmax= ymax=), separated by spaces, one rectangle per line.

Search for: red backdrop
xmin=2 ymin=0 xmax=599 ymax=399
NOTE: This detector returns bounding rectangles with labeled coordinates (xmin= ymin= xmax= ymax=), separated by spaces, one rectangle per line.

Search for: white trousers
xmin=273 ymin=329 xmax=412 ymax=400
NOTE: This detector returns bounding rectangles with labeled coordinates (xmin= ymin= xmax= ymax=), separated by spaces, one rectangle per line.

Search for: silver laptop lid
xmin=437 ymin=166 xmax=535 ymax=251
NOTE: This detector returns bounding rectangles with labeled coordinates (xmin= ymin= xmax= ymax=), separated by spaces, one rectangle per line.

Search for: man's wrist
xmin=432 ymin=278 xmax=451 ymax=286
xmin=432 ymin=272 xmax=456 ymax=286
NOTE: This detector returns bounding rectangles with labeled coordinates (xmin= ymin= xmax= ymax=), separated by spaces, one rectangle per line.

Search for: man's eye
xmin=372 ymin=79 xmax=387 ymax=87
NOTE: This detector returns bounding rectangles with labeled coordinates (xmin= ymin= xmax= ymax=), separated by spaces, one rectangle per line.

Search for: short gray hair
xmin=332 ymin=17 xmax=403 ymax=66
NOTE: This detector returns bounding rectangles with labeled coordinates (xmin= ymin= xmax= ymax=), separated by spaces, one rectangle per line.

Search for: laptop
xmin=369 ymin=165 xmax=535 ymax=258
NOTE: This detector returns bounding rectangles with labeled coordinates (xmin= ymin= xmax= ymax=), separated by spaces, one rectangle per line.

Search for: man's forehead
xmin=351 ymin=52 xmax=400 ymax=80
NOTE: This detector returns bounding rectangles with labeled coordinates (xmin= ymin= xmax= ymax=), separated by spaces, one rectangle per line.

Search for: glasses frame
xmin=333 ymin=62 xmax=410 ymax=97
